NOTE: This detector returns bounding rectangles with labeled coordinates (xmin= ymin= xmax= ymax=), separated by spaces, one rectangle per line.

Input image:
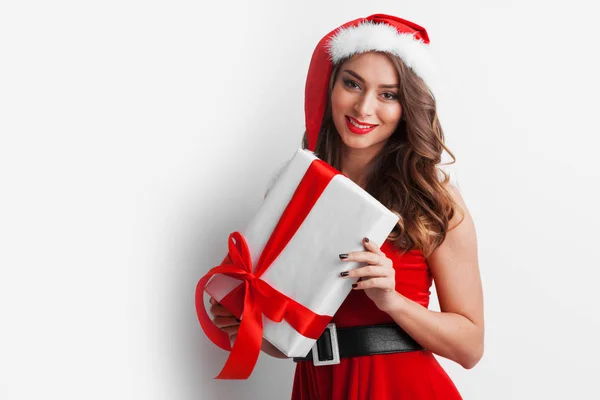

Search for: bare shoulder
xmin=444 ymin=183 xmax=469 ymax=231
xmin=429 ymin=183 xmax=478 ymax=265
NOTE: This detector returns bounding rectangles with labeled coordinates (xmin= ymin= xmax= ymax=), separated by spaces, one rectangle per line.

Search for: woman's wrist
xmin=261 ymin=338 xmax=289 ymax=359
xmin=378 ymin=291 xmax=409 ymax=314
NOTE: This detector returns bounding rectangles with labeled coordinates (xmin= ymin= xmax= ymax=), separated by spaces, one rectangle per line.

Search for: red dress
xmin=291 ymin=240 xmax=463 ymax=400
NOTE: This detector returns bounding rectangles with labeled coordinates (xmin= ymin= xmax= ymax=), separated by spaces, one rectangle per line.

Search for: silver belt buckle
xmin=312 ymin=323 xmax=340 ymax=366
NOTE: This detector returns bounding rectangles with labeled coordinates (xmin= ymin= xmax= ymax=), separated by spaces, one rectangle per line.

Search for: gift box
xmin=195 ymin=149 xmax=399 ymax=379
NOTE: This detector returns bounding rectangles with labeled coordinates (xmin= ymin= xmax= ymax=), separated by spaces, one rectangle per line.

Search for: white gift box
xmin=204 ymin=149 xmax=399 ymax=358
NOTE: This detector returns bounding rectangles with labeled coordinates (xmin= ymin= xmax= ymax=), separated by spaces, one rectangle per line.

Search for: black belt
xmin=293 ymin=323 xmax=424 ymax=366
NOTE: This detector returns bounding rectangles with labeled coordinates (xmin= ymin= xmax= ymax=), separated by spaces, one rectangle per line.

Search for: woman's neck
xmin=339 ymin=144 xmax=382 ymax=189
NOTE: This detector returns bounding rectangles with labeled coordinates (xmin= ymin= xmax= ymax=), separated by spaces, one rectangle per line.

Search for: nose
xmin=354 ymin=93 xmax=375 ymax=118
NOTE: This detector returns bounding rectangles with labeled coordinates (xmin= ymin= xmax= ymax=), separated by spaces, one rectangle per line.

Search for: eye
xmin=343 ymin=79 xmax=360 ymax=90
xmin=382 ymin=92 xmax=398 ymax=100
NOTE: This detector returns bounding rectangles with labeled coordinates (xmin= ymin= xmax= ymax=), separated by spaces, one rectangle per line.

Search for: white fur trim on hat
xmin=327 ymin=21 xmax=437 ymax=94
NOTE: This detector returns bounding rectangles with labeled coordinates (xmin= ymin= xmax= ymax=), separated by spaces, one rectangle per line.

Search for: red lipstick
xmin=345 ymin=116 xmax=378 ymax=135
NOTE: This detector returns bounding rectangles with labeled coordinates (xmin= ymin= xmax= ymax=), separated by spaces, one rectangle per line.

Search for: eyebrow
xmin=342 ymin=69 xmax=400 ymax=89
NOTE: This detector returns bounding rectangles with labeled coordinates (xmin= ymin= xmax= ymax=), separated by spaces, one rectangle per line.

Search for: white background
xmin=1 ymin=1 xmax=599 ymax=399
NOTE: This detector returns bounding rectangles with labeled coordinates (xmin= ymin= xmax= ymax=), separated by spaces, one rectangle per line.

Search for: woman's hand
xmin=209 ymin=297 xmax=240 ymax=346
xmin=339 ymin=237 xmax=400 ymax=312
xmin=208 ymin=297 xmax=289 ymax=359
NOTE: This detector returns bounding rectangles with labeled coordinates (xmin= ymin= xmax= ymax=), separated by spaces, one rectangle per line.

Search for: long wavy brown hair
xmin=302 ymin=52 xmax=464 ymax=258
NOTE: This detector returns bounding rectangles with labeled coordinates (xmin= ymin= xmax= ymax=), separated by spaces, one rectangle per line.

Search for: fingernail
xmin=340 ymin=271 xmax=349 ymax=277
xmin=339 ymin=253 xmax=348 ymax=259
xmin=364 ymin=237 xmax=370 ymax=243
xmin=352 ymin=284 xmax=358 ymax=288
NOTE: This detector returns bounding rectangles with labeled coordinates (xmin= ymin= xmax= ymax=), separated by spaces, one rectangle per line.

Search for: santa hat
xmin=305 ymin=14 xmax=437 ymax=152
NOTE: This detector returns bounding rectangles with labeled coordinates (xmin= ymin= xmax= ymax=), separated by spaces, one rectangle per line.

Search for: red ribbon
xmin=195 ymin=158 xmax=342 ymax=379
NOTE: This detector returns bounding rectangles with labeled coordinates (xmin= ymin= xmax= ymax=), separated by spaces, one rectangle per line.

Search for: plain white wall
xmin=1 ymin=1 xmax=599 ymax=399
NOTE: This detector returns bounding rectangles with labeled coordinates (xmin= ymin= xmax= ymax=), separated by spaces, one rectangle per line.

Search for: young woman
xmin=209 ymin=14 xmax=483 ymax=399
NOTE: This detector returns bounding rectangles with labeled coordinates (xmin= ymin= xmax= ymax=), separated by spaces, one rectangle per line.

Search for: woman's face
xmin=330 ymin=52 xmax=403 ymax=152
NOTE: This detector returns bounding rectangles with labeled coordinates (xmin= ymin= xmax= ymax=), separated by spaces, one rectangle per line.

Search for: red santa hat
xmin=305 ymin=14 xmax=437 ymax=152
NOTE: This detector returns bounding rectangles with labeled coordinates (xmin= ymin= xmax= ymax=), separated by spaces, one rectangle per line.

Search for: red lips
xmin=345 ymin=116 xmax=378 ymax=135
xmin=348 ymin=116 xmax=376 ymax=126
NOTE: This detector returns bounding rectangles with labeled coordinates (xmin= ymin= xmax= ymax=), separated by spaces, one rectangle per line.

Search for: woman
xmin=209 ymin=14 xmax=483 ymax=399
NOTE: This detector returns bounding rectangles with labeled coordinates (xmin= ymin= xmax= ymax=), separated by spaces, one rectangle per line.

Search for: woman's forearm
xmin=257 ymin=295 xmax=484 ymax=366
xmin=385 ymin=292 xmax=484 ymax=369
xmin=260 ymin=338 xmax=289 ymax=359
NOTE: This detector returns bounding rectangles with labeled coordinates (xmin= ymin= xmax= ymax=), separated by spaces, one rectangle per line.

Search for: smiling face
xmin=330 ymin=52 xmax=403 ymax=154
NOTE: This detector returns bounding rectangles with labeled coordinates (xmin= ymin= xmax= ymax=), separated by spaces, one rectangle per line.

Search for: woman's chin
xmin=339 ymin=134 xmax=373 ymax=149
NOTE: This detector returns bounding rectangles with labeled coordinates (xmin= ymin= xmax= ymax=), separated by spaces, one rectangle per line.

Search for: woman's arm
xmin=261 ymin=339 xmax=289 ymax=359
xmin=384 ymin=184 xmax=484 ymax=369
xmin=209 ymin=297 xmax=289 ymax=359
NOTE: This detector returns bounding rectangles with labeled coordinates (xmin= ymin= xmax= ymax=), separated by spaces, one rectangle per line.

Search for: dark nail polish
xmin=340 ymin=271 xmax=349 ymax=277
xmin=339 ymin=253 xmax=348 ymax=259
xmin=364 ymin=237 xmax=370 ymax=243
xmin=352 ymin=284 xmax=358 ymax=288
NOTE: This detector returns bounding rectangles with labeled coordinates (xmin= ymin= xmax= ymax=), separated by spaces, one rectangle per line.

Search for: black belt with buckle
xmin=293 ymin=323 xmax=424 ymax=366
